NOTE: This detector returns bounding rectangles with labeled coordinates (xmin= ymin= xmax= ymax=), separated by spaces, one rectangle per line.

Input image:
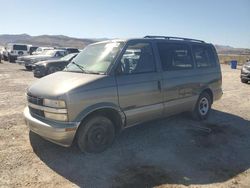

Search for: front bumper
xmin=24 ymin=107 xmax=79 ymax=147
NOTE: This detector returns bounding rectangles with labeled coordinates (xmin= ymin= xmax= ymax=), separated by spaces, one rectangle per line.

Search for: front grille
xmin=27 ymin=94 xmax=44 ymax=117
xmin=27 ymin=94 xmax=43 ymax=106
xmin=29 ymin=106 xmax=44 ymax=117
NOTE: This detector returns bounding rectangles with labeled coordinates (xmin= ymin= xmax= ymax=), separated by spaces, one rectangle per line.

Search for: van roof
xmin=94 ymin=36 xmax=208 ymax=45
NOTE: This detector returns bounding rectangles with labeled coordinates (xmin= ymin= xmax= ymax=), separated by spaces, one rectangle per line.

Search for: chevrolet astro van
xmin=24 ymin=36 xmax=223 ymax=153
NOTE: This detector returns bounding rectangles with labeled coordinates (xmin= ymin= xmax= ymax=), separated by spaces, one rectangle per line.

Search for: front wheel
xmin=192 ymin=92 xmax=212 ymax=120
xmin=77 ymin=115 xmax=115 ymax=153
xmin=241 ymin=79 xmax=248 ymax=83
xmin=25 ymin=65 xmax=32 ymax=71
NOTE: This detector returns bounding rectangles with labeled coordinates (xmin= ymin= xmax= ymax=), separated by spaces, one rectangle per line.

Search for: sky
xmin=1 ymin=0 xmax=250 ymax=48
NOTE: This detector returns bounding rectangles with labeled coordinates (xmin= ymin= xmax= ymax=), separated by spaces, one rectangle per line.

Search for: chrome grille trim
xmin=28 ymin=102 xmax=67 ymax=114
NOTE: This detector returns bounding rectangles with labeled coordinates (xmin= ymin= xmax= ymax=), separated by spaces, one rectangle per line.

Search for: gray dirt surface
xmin=0 ymin=61 xmax=250 ymax=188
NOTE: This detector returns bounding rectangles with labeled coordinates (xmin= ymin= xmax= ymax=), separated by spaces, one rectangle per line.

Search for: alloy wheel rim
xmin=199 ymin=97 xmax=209 ymax=115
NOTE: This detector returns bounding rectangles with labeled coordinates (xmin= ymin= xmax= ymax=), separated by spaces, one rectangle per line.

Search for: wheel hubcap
xmin=90 ymin=126 xmax=107 ymax=145
xmin=199 ymin=97 xmax=209 ymax=115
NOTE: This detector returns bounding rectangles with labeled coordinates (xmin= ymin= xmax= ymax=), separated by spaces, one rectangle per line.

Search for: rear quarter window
xmin=192 ymin=45 xmax=217 ymax=68
xmin=157 ymin=43 xmax=194 ymax=71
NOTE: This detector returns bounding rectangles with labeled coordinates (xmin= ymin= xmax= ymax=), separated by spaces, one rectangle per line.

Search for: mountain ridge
xmin=0 ymin=34 xmax=249 ymax=54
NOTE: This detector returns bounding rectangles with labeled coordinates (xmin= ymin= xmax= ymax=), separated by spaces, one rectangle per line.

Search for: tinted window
xmin=29 ymin=47 xmax=38 ymax=54
xmin=119 ymin=42 xmax=155 ymax=74
xmin=55 ymin=51 xmax=65 ymax=57
xmin=157 ymin=43 xmax=194 ymax=71
xmin=67 ymin=48 xmax=79 ymax=53
xmin=192 ymin=45 xmax=216 ymax=68
xmin=13 ymin=45 xmax=27 ymax=51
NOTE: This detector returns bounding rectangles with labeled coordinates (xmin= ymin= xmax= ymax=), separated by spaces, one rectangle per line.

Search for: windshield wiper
xmin=69 ymin=61 xmax=86 ymax=73
xmin=64 ymin=62 xmax=105 ymax=74
xmin=84 ymin=70 xmax=105 ymax=75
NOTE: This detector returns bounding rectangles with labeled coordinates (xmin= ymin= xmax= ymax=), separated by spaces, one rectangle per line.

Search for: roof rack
xmin=144 ymin=36 xmax=205 ymax=43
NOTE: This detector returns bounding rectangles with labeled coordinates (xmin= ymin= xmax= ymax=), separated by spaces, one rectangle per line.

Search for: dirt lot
xmin=0 ymin=61 xmax=250 ymax=188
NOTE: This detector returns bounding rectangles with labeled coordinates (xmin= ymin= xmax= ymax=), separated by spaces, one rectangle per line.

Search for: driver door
xmin=115 ymin=41 xmax=164 ymax=126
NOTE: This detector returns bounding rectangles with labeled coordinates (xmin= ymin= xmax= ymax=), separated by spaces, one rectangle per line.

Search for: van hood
xmin=27 ymin=71 xmax=107 ymax=98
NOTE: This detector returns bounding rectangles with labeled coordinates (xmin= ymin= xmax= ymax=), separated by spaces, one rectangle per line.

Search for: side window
xmin=192 ymin=45 xmax=216 ymax=68
xmin=157 ymin=43 xmax=194 ymax=71
xmin=119 ymin=42 xmax=156 ymax=74
xmin=55 ymin=51 xmax=65 ymax=57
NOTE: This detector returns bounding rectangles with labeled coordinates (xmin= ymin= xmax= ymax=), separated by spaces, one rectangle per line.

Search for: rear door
xmin=191 ymin=44 xmax=222 ymax=100
xmin=115 ymin=41 xmax=163 ymax=126
xmin=156 ymin=42 xmax=198 ymax=116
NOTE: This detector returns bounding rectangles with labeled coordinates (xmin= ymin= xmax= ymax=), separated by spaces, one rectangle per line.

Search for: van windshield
xmin=64 ymin=42 xmax=124 ymax=74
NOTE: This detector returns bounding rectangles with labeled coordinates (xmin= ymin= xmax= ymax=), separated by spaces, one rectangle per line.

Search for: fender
xmin=74 ymin=102 xmax=126 ymax=128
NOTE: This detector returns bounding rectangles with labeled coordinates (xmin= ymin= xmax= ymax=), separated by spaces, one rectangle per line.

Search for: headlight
xmin=44 ymin=112 xmax=68 ymax=121
xmin=43 ymin=99 xmax=66 ymax=108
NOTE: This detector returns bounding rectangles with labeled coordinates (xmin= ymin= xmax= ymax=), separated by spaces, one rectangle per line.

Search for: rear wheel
xmin=77 ymin=115 xmax=115 ymax=153
xmin=8 ymin=55 xmax=14 ymax=63
xmin=192 ymin=92 xmax=212 ymax=120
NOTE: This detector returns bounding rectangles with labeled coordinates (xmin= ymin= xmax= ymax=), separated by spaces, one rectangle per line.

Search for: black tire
xmin=3 ymin=56 xmax=8 ymax=61
xmin=8 ymin=55 xmax=13 ymax=63
xmin=25 ymin=65 xmax=32 ymax=71
xmin=192 ymin=92 xmax=212 ymax=120
xmin=77 ymin=115 xmax=115 ymax=153
xmin=241 ymin=79 xmax=248 ymax=83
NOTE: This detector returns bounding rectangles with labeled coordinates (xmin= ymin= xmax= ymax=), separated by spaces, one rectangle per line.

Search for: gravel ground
xmin=0 ymin=61 xmax=250 ymax=188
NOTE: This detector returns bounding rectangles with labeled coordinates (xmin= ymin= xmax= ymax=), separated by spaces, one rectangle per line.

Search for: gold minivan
xmin=24 ymin=36 xmax=223 ymax=153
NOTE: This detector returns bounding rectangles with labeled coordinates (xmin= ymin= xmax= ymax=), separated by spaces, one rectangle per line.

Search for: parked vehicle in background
xmin=33 ymin=53 xmax=78 ymax=77
xmin=24 ymin=36 xmax=223 ymax=153
xmin=17 ymin=49 xmax=67 ymax=70
xmin=28 ymin=46 xmax=39 ymax=55
xmin=0 ymin=46 xmax=5 ymax=62
xmin=5 ymin=43 xmax=31 ymax=62
xmin=2 ymin=47 xmax=8 ymax=61
xmin=32 ymin=47 xmax=54 ymax=55
xmin=56 ymin=47 xmax=79 ymax=54
xmin=241 ymin=60 xmax=250 ymax=83
xmin=0 ymin=48 xmax=2 ymax=63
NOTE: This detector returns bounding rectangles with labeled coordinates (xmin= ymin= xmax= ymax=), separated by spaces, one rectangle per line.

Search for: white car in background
xmin=5 ymin=43 xmax=31 ymax=62
xmin=0 ymin=46 xmax=5 ymax=61
xmin=32 ymin=47 xmax=54 ymax=55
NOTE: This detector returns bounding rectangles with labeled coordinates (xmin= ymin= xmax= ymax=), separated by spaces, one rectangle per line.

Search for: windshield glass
xmin=60 ymin=53 xmax=77 ymax=61
xmin=64 ymin=42 xmax=123 ymax=74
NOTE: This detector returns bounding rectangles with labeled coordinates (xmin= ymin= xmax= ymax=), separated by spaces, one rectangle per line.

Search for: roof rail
xmin=144 ymin=35 xmax=205 ymax=43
